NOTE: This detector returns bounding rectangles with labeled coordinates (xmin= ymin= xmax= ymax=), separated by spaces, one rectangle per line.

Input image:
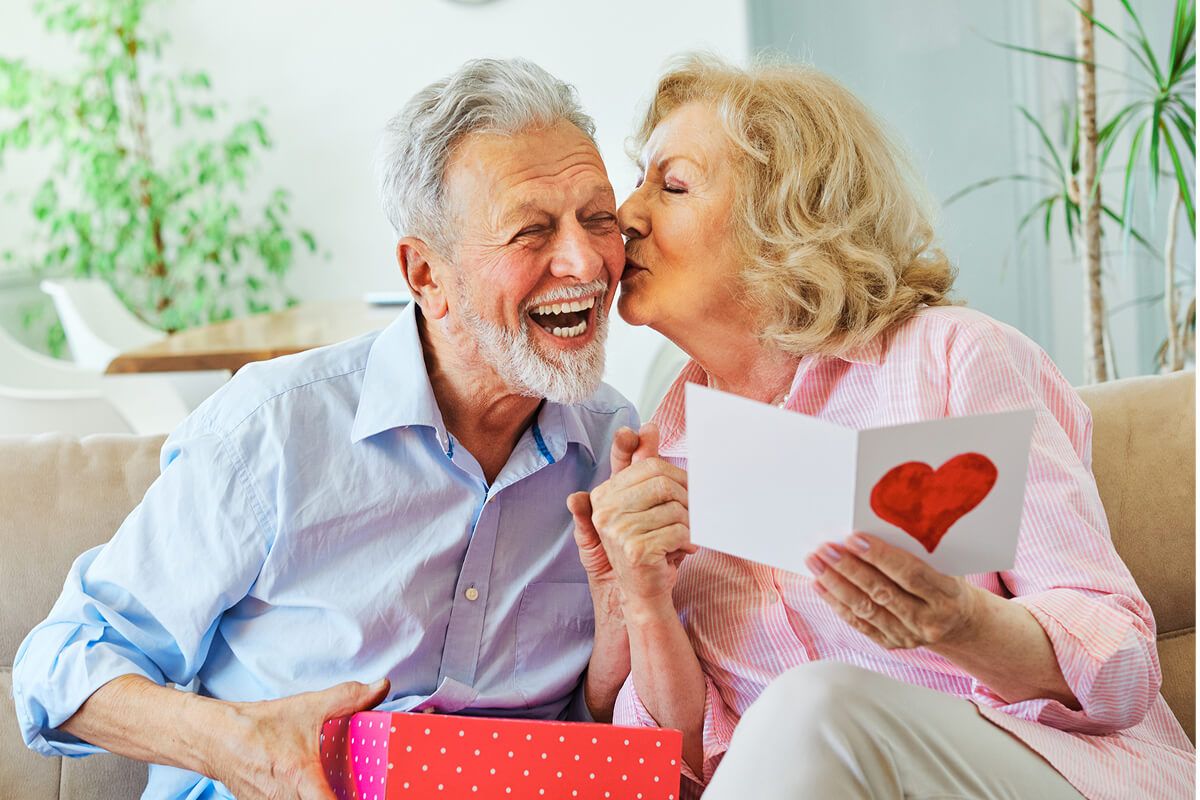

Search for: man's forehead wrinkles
xmin=496 ymin=154 xmax=608 ymax=191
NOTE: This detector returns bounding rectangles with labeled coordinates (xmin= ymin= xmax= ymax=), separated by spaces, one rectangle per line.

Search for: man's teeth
xmin=550 ymin=321 xmax=588 ymax=338
xmin=532 ymin=296 xmax=596 ymax=316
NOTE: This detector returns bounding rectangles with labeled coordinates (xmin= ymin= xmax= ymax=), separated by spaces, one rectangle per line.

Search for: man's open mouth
xmin=527 ymin=295 xmax=597 ymax=339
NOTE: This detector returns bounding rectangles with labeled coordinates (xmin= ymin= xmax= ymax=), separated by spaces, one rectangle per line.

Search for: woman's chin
xmin=616 ymin=292 xmax=652 ymax=327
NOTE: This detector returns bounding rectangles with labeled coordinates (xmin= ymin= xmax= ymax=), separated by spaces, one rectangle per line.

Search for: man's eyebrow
xmin=500 ymin=201 xmax=547 ymax=226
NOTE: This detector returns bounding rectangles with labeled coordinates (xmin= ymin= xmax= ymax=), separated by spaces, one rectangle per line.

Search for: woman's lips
xmin=622 ymin=259 xmax=648 ymax=280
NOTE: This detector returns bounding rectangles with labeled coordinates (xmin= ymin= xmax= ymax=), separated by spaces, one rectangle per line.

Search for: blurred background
xmin=0 ymin=0 xmax=1193 ymax=435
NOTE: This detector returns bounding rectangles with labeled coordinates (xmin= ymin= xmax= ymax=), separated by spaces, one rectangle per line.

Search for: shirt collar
xmin=836 ymin=335 xmax=886 ymax=365
xmin=350 ymin=304 xmax=598 ymax=466
xmin=652 ymin=334 xmax=887 ymax=456
xmin=351 ymin=304 xmax=447 ymax=444
xmin=536 ymin=399 xmax=598 ymax=466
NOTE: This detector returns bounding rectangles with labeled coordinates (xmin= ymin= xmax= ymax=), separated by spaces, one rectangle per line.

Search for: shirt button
xmin=465 ymin=587 xmax=480 ymax=601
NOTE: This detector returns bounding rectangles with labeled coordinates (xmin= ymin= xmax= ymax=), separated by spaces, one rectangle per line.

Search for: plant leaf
xmin=1020 ymin=106 xmax=1067 ymax=179
xmin=1122 ymin=119 xmax=1150 ymax=230
xmin=1117 ymin=0 xmax=1166 ymax=85
xmin=943 ymin=173 xmax=1050 ymax=206
xmin=1100 ymin=203 xmax=1160 ymax=256
xmin=1017 ymin=194 xmax=1057 ymax=236
xmin=1069 ymin=0 xmax=1158 ymax=82
xmin=1161 ymin=123 xmax=1196 ymax=235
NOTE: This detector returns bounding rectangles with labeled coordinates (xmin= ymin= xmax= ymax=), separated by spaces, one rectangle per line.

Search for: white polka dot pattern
xmin=320 ymin=711 xmax=682 ymax=799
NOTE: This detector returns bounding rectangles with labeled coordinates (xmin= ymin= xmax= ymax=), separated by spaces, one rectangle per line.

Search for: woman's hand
xmin=587 ymin=423 xmax=696 ymax=614
xmin=805 ymin=533 xmax=982 ymax=651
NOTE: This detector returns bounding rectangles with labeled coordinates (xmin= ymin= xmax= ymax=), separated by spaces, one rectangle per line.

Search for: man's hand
xmin=217 ymin=678 xmax=391 ymax=800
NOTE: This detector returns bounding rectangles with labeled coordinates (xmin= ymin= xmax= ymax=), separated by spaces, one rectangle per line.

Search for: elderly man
xmin=13 ymin=59 xmax=636 ymax=800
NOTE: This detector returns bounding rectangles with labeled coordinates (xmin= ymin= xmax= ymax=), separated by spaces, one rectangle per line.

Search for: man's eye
xmin=587 ymin=214 xmax=618 ymax=227
xmin=513 ymin=226 xmax=546 ymax=240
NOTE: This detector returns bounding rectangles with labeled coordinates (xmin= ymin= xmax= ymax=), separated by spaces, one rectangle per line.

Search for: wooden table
xmin=105 ymin=300 xmax=406 ymax=374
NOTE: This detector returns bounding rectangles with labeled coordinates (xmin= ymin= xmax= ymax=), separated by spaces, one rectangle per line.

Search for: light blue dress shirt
xmin=12 ymin=304 xmax=637 ymax=799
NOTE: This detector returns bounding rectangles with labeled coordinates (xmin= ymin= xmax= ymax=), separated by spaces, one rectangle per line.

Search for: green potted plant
xmin=950 ymin=0 xmax=1194 ymax=380
xmin=0 ymin=0 xmax=318 ymax=351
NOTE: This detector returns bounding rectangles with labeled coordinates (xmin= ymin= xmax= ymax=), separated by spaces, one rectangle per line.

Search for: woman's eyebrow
xmin=652 ymin=154 xmax=706 ymax=174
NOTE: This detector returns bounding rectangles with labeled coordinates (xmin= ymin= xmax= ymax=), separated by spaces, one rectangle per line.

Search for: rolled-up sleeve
xmin=947 ymin=321 xmax=1159 ymax=734
xmin=614 ymin=671 xmax=738 ymax=791
xmin=11 ymin=430 xmax=270 ymax=756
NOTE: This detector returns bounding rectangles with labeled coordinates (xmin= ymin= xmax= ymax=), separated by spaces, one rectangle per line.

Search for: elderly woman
xmin=570 ymin=56 xmax=1194 ymax=799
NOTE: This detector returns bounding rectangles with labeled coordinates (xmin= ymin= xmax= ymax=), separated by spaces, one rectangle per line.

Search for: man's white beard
xmin=457 ymin=279 xmax=609 ymax=405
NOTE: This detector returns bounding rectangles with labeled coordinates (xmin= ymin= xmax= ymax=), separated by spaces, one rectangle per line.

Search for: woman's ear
xmin=397 ymin=237 xmax=449 ymax=320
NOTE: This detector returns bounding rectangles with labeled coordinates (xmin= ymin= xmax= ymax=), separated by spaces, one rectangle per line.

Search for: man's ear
xmin=397 ymin=237 xmax=449 ymax=320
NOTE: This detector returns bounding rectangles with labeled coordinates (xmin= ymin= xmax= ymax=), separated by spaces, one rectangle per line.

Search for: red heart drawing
xmin=869 ymin=453 xmax=998 ymax=553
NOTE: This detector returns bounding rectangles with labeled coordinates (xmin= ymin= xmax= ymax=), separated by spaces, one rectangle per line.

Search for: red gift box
xmin=320 ymin=711 xmax=683 ymax=800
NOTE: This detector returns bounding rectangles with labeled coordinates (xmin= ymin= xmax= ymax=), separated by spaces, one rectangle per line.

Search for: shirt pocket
xmin=514 ymin=582 xmax=595 ymax=709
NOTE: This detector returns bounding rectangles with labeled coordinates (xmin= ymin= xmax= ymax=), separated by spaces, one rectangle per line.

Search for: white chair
xmin=0 ymin=327 xmax=192 ymax=436
xmin=40 ymin=278 xmax=165 ymax=370
xmin=638 ymin=339 xmax=690 ymax=418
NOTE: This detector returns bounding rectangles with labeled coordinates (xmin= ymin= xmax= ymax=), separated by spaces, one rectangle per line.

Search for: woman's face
xmin=617 ymin=102 xmax=744 ymax=342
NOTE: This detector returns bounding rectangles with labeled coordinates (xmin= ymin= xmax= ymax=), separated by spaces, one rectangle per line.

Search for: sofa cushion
xmin=1 ymin=434 xmax=162 ymax=800
xmin=1157 ymin=631 xmax=1196 ymax=741
xmin=1077 ymin=371 xmax=1195 ymax=741
xmin=0 ymin=667 xmax=60 ymax=799
xmin=0 ymin=433 xmax=166 ymax=663
xmin=1078 ymin=371 xmax=1195 ymax=636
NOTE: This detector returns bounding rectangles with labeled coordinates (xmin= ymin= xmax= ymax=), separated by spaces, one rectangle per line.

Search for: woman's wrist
xmin=621 ymin=591 xmax=678 ymax=628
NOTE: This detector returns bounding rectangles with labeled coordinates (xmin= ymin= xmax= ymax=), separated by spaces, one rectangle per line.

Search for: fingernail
xmin=805 ymin=555 xmax=826 ymax=575
xmin=370 ymin=678 xmax=388 ymax=691
xmin=848 ymin=535 xmax=869 ymax=553
xmin=820 ymin=544 xmax=842 ymax=562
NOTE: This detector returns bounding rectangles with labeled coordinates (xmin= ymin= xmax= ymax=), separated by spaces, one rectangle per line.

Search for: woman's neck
xmin=659 ymin=315 xmax=801 ymax=405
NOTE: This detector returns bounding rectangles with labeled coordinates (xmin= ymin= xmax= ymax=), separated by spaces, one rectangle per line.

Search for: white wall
xmin=749 ymin=0 xmax=1195 ymax=383
xmin=0 ymin=0 xmax=750 ymax=407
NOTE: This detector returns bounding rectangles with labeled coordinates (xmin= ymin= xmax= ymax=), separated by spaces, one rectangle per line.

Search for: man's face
xmin=439 ymin=121 xmax=625 ymax=404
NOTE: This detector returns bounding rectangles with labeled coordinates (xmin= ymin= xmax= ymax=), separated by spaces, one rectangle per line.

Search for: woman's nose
xmin=618 ymin=190 xmax=649 ymax=240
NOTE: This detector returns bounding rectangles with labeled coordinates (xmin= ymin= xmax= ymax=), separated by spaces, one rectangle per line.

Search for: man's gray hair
xmin=377 ymin=58 xmax=597 ymax=249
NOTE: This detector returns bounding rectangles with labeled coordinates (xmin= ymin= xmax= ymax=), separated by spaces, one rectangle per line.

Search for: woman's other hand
xmin=805 ymin=533 xmax=983 ymax=651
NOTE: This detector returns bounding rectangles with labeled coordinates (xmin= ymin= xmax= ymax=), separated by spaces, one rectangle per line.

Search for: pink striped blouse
xmin=613 ymin=305 xmax=1195 ymax=799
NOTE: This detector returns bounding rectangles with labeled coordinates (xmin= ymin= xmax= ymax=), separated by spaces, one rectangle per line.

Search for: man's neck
xmin=418 ymin=313 xmax=542 ymax=485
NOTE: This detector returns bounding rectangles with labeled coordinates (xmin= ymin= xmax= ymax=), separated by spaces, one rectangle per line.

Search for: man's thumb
xmin=325 ymin=678 xmax=390 ymax=719
xmin=567 ymin=492 xmax=599 ymax=546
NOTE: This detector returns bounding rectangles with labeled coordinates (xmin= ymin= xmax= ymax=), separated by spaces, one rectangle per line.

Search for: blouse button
xmin=465 ymin=587 xmax=480 ymax=601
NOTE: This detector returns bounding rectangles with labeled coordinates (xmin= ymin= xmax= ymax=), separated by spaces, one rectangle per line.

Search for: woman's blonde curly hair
xmin=633 ymin=54 xmax=957 ymax=357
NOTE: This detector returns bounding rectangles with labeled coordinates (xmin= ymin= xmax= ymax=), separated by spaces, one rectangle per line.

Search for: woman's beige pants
xmin=703 ymin=662 xmax=1084 ymax=799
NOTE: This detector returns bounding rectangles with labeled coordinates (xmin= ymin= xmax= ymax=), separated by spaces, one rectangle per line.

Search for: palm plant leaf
xmin=1161 ymin=124 xmax=1196 ymax=234
xmin=1017 ymin=194 xmax=1058 ymax=237
xmin=1169 ymin=0 xmax=1196 ymax=82
xmin=1020 ymin=106 xmax=1068 ymax=179
xmin=1069 ymin=0 xmax=1160 ymax=82
xmin=1117 ymin=0 xmax=1166 ymax=84
xmin=1100 ymin=203 xmax=1159 ymax=254
xmin=1121 ymin=119 xmax=1150 ymax=231
xmin=943 ymin=173 xmax=1052 ymax=206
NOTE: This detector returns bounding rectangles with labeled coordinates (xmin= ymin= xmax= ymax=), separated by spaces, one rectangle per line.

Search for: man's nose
xmin=548 ymin=220 xmax=606 ymax=282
